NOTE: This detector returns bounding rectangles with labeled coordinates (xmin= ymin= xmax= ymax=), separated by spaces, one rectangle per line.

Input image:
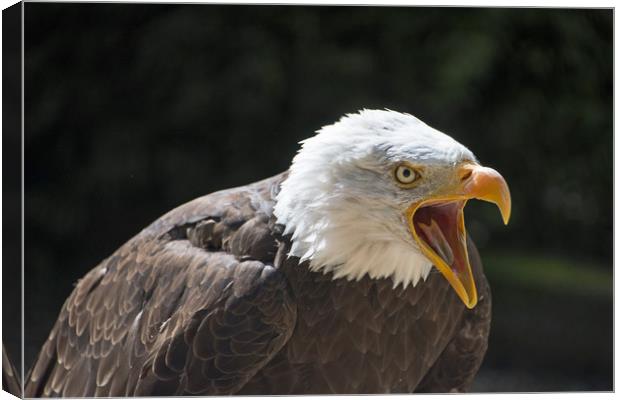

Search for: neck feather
xmin=274 ymin=172 xmax=433 ymax=289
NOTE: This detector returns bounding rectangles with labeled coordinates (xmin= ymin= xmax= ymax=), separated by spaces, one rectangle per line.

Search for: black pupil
xmin=402 ymin=168 xmax=411 ymax=178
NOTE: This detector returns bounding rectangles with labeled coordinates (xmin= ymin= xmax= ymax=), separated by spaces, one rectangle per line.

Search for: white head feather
xmin=274 ymin=109 xmax=476 ymax=288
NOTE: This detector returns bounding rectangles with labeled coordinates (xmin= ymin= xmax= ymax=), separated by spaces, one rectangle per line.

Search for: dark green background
xmin=14 ymin=4 xmax=613 ymax=392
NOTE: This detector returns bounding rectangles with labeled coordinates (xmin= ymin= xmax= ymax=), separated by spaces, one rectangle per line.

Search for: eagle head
xmin=274 ymin=109 xmax=510 ymax=309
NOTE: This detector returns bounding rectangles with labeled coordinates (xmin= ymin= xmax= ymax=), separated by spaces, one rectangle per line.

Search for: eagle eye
xmin=394 ymin=164 xmax=420 ymax=185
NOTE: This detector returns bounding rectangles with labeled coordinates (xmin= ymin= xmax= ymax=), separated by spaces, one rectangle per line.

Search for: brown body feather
xmin=3 ymin=345 xmax=22 ymax=397
xmin=24 ymin=173 xmax=491 ymax=396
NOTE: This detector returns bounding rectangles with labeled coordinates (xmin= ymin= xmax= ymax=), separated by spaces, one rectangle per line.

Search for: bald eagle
xmin=22 ymin=109 xmax=510 ymax=396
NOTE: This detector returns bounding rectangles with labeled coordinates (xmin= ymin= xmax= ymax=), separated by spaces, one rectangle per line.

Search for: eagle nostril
xmin=460 ymin=170 xmax=473 ymax=182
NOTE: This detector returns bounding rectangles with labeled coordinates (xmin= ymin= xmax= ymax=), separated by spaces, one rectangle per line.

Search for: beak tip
xmin=463 ymin=295 xmax=478 ymax=309
xmin=493 ymin=199 xmax=510 ymax=225
xmin=502 ymin=213 xmax=511 ymax=225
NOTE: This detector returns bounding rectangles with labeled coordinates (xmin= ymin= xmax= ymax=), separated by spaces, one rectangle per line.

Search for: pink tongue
xmin=413 ymin=202 xmax=468 ymax=274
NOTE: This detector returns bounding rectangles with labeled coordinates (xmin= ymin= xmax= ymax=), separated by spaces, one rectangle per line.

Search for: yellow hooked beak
xmin=406 ymin=163 xmax=511 ymax=309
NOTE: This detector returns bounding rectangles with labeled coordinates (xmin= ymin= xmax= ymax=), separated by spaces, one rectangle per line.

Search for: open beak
xmin=406 ymin=163 xmax=511 ymax=309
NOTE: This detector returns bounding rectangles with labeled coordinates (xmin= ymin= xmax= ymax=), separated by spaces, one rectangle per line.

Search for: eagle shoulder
xmin=25 ymin=173 xmax=297 ymax=397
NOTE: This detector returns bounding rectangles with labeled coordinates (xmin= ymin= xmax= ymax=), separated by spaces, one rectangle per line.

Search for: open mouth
xmin=412 ymin=200 xmax=468 ymax=276
xmin=409 ymin=199 xmax=477 ymax=308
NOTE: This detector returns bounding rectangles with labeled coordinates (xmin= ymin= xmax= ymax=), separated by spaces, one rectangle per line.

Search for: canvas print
xmin=2 ymin=3 xmax=613 ymax=397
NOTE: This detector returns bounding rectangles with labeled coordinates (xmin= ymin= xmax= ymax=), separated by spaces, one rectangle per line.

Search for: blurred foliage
xmin=481 ymin=253 xmax=612 ymax=391
xmin=17 ymin=4 xmax=611 ymax=391
xmin=484 ymin=252 xmax=611 ymax=297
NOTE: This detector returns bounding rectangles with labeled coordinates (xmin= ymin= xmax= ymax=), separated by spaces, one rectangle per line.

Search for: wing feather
xmin=25 ymin=174 xmax=297 ymax=397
